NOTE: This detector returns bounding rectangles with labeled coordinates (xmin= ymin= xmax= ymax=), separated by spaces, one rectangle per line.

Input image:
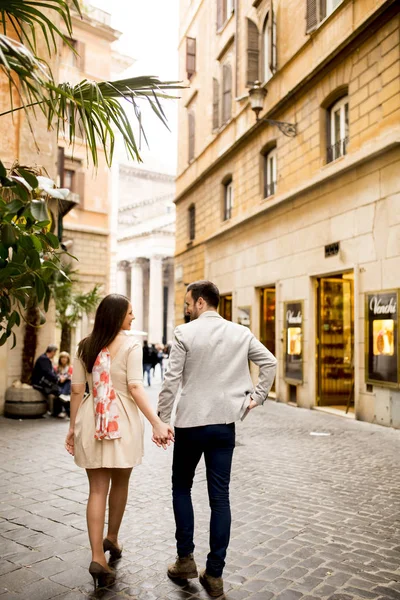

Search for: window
xmin=62 ymin=38 xmax=85 ymax=70
xmin=222 ymin=64 xmax=232 ymax=124
xmin=213 ymin=78 xmax=220 ymax=130
xmin=64 ymin=169 xmax=75 ymax=190
xmin=188 ymin=204 xmax=196 ymax=241
xmin=247 ymin=19 xmax=259 ymax=86
xmin=262 ymin=9 xmax=277 ymax=83
xmin=217 ymin=0 xmax=234 ymax=30
xmin=186 ymin=37 xmax=196 ymax=80
xmin=223 ymin=179 xmax=233 ymax=220
xmin=188 ymin=110 xmax=195 ymax=162
xmin=327 ymin=96 xmax=349 ymax=163
xmin=57 ymin=147 xmax=85 ymax=207
xmin=263 ymin=147 xmax=277 ymax=197
xmin=306 ymin=0 xmax=343 ymax=32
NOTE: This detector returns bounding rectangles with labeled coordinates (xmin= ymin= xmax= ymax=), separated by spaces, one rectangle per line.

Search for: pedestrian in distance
xmin=54 ymin=351 xmax=73 ymax=417
xmin=31 ymin=344 xmax=65 ymax=417
xmin=64 ymin=294 xmax=174 ymax=590
xmin=142 ymin=340 xmax=153 ymax=386
xmin=157 ymin=280 xmax=277 ymax=597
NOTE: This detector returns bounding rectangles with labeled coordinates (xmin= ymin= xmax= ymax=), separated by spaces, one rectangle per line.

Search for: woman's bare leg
xmin=86 ymin=468 xmax=111 ymax=568
xmin=106 ymin=468 xmax=133 ymax=545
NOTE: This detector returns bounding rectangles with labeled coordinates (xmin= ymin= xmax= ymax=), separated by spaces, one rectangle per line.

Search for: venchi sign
xmin=284 ymin=300 xmax=303 ymax=384
xmin=366 ymin=290 xmax=399 ymax=387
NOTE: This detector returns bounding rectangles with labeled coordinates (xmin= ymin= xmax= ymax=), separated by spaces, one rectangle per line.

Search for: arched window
xmin=263 ymin=147 xmax=277 ymax=198
xmin=327 ymin=95 xmax=349 ymax=163
xmin=262 ymin=8 xmax=277 ymax=83
xmin=222 ymin=64 xmax=232 ymax=124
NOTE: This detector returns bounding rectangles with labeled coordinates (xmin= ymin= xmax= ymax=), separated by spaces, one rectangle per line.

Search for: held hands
xmin=65 ymin=428 xmax=74 ymax=456
xmin=152 ymin=420 xmax=174 ymax=450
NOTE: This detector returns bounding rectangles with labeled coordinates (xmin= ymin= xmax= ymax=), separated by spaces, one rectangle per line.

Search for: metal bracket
xmin=262 ymin=118 xmax=297 ymax=137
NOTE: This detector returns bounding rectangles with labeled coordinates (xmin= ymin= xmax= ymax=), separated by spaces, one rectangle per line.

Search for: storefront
xmin=316 ymin=272 xmax=354 ymax=410
xmin=260 ymin=287 xmax=276 ymax=391
xmin=219 ymin=294 xmax=232 ymax=320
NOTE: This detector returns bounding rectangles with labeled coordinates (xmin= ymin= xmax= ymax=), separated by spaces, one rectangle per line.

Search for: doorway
xmin=316 ymin=273 xmax=354 ymax=409
xmin=260 ymin=287 xmax=276 ymax=391
xmin=219 ymin=294 xmax=232 ymax=321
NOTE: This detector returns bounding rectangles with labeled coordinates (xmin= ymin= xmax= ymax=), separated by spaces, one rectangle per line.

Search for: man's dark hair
xmin=187 ymin=280 xmax=220 ymax=308
xmin=46 ymin=344 xmax=58 ymax=353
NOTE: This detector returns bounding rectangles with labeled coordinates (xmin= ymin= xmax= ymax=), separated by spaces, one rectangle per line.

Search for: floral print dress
xmin=72 ymin=334 xmax=144 ymax=469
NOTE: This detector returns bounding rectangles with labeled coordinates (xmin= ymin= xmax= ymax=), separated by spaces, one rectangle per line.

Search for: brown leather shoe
xmin=167 ymin=554 xmax=198 ymax=579
xmin=199 ymin=568 xmax=224 ymax=597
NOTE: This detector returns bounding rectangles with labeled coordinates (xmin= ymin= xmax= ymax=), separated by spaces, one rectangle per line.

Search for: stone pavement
xmin=1 ymin=385 xmax=400 ymax=600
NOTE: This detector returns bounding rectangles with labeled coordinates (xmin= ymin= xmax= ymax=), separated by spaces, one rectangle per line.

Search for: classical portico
xmin=116 ymin=164 xmax=176 ymax=344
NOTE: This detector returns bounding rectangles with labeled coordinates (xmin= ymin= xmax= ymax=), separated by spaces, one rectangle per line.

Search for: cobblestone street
xmin=1 ymin=385 xmax=400 ymax=600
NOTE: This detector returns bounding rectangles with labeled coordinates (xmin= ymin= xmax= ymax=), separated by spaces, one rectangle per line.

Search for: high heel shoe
xmin=88 ymin=561 xmax=116 ymax=590
xmin=103 ymin=537 xmax=123 ymax=560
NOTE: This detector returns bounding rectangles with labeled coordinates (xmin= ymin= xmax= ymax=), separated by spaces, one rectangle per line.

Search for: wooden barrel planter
xmin=4 ymin=387 xmax=48 ymax=419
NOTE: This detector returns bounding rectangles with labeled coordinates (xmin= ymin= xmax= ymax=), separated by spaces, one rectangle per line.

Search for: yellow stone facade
xmin=175 ymin=0 xmax=400 ymax=426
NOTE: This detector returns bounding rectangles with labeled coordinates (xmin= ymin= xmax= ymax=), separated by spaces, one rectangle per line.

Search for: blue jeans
xmin=143 ymin=363 xmax=152 ymax=386
xmin=172 ymin=423 xmax=235 ymax=578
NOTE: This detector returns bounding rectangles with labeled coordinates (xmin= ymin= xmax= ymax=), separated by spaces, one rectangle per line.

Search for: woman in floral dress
xmin=65 ymin=294 xmax=173 ymax=589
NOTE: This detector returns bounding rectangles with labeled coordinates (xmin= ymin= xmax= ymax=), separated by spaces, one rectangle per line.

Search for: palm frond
xmin=0 ymin=32 xmax=185 ymax=166
xmin=48 ymin=77 xmax=184 ymax=166
xmin=0 ymin=0 xmax=81 ymax=55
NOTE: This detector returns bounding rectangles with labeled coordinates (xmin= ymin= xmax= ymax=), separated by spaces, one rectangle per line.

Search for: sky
xmin=91 ymin=0 xmax=180 ymax=175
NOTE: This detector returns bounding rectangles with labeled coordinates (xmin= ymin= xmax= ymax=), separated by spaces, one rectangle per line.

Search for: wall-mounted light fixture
xmin=249 ymin=81 xmax=297 ymax=137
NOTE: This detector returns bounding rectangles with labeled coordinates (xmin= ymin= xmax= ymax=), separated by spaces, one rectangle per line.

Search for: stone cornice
xmin=119 ymin=164 xmax=175 ymax=183
xmin=119 ymin=193 xmax=175 ymax=213
xmin=174 ymin=132 xmax=400 ymax=257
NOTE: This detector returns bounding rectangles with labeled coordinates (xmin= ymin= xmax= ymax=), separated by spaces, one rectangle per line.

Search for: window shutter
xmin=306 ymin=0 xmax=318 ymax=32
xmin=222 ymin=64 xmax=232 ymax=123
xmin=269 ymin=3 xmax=277 ymax=74
xmin=247 ymin=19 xmax=259 ymax=86
xmin=76 ymin=171 xmax=85 ymax=209
xmin=189 ymin=205 xmax=196 ymax=240
xmin=213 ymin=78 xmax=220 ymax=130
xmin=186 ymin=37 xmax=196 ymax=79
xmin=188 ymin=111 xmax=195 ymax=162
xmin=76 ymin=41 xmax=86 ymax=71
xmin=319 ymin=0 xmax=327 ymax=21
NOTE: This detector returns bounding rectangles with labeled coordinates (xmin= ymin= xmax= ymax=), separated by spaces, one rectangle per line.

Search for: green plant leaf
xmin=1 ymin=223 xmax=16 ymax=246
xmin=16 ymin=168 xmax=38 ymax=190
xmin=31 ymin=235 xmax=42 ymax=251
xmin=34 ymin=274 xmax=45 ymax=302
xmin=45 ymin=231 xmax=59 ymax=249
xmin=30 ymin=199 xmax=49 ymax=222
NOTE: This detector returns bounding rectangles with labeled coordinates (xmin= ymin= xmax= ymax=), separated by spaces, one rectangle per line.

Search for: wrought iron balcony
xmin=327 ymin=136 xmax=349 ymax=163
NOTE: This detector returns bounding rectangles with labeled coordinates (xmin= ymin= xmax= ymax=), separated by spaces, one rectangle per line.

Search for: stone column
xmin=116 ymin=263 xmax=128 ymax=297
xmin=130 ymin=259 xmax=144 ymax=332
xmin=148 ymin=255 xmax=163 ymax=343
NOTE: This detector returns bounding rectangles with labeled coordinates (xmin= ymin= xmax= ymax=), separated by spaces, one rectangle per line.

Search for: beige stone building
xmin=58 ymin=6 xmax=132 ymax=300
xmin=175 ymin=0 xmax=400 ymax=426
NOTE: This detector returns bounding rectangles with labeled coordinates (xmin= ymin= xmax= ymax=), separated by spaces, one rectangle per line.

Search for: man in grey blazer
xmin=157 ymin=280 xmax=277 ymax=597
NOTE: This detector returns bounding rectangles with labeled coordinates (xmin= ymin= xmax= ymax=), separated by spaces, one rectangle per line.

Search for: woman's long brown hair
xmin=78 ymin=294 xmax=130 ymax=372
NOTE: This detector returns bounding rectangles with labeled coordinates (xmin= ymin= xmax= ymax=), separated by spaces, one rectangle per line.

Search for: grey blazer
xmin=157 ymin=311 xmax=277 ymax=427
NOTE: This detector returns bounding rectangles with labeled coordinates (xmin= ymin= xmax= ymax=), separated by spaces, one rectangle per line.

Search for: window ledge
xmin=216 ymin=11 xmax=235 ymax=35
